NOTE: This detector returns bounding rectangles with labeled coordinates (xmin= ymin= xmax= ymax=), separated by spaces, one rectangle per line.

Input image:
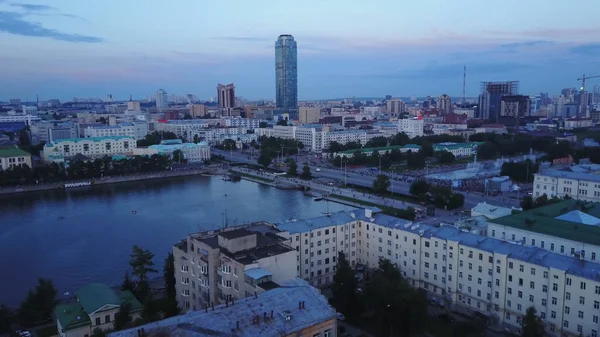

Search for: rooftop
xmin=339 ymin=144 xmax=421 ymax=155
xmin=433 ymin=142 xmax=483 ymax=151
xmin=75 ymin=283 xmax=141 ymax=314
xmin=46 ymin=136 xmax=135 ymax=146
xmin=55 ymin=302 xmax=90 ymax=332
xmin=489 ymin=199 xmax=600 ymax=246
xmin=471 ymin=202 xmax=513 ymax=219
xmin=537 ymin=167 xmax=600 ymax=183
xmin=108 ymin=281 xmax=335 ymax=337
xmin=219 ymin=228 xmax=254 ymax=240
xmin=0 ymin=147 xmax=31 ymax=158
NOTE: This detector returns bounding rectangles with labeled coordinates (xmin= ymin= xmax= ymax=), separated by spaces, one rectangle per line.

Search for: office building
xmin=275 ymin=35 xmax=298 ymax=118
xmin=156 ymin=89 xmax=168 ymax=109
xmin=56 ymin=283 xmax=141 ymax=337
xmin=217 ymin=83 xmax=236 ymax=109
xmin=387 ymin=99 xmax=406 ymax=116
xmin=478 ymin=81 xmax=519 ymax=121
xmin=172 ymin=223 xmax=297 ymax=310
xmin=398 ymin=117 xmax=424 ymax=138
xmin=30 ymin=121 xmax=78 ymax=144
xmin=108 ymin=282 xmax=336 ymax=337
xmin=22 ymin=105 xmax=38 ymax=115
xmin=143 ymin=139 xmax=210 ymax=163
xmin=298 ymin=107 xmax=321 ymax=124
xmin=0 ymin=147 xmax=32 ymax=170
xmin=500 ymin=95 xmax=530 ymax=118
xmin=189 ymin=104 xmax=208 ymax=118
xmin=41 ymin=136 xmax=136 ymax=161
xmin=275 ymin=207 xmax=600 ymax=337
xmin=438 ymin=94 xmax=452 ymax=115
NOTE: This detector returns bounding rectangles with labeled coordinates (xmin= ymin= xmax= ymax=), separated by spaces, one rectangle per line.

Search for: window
xmin=552 ymin=297 xmax=557 ymax=305
xmin=578 ymin=311 xmax=584 ymax=319
xmin=323 ymin=330 xmax=332 ymax=337
xmin=581 ymin=281 xmax=587 ymax=290
xmin=95 ymin=317 xmax=101 ymax=326
xmin=565 ymin=307 xmax=570 ymax=314
xmin=580 ymin=296 xmax=585 ymax=305
xmin=105 ymin=315 xmax=110 ymax=323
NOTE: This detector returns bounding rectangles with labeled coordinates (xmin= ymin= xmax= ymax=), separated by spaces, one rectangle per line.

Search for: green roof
xmin=340 ymin=144 xmax=421 ymax=154
xmin=490 ymin=199 xmax=600 ymax=246
xmin=46 ymin=136 xmax=135 ymax=147
xmin=0 ymin=147 xmax=31 ymax=158
xmin=56 ymin=302 xmax=90 ymax=332
xmin=118 ymin=290 xmax=142 ymax=312
xmin=75 ymin=283 xmax=121 ymax=314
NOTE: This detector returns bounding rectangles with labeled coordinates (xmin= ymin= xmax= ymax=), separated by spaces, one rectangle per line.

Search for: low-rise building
xmin=56 ymin=283 xmax=141 ymax=337
xmin=533 ymin=164 xmax=600 ymax=201
xmin=84 ymin=123 xmax=136 ymax=139
xmin=433 ymin=142 xmax=483 ymax=157
xmin=108 ymin=281 xmax=335 ymax=337
xmin=221 ymin=118 xmax=261 ymax=128
xmin=31 ymin=121 xmax=78 ymax=144
xmin=155 ymin=120 xmax=211 ymax=138
xmin=144 ymin=139 xmax=210 ymax=163
xmin=41 ymin=136 xmax=136 ymax=161
xmin=471 ymin=202 xmax=513 ymax=220
xmin=0 ymin=147 xmax=32 ymax=170
xmin=475 ymin=124 xmax=508 ymax=134
xmin=173 ymin=223 xmax=297 ymax=311
xmin=564 ymin=118 xmax=593 ymax=130
xmin=333 ymin=144 xmax=421 ymax=159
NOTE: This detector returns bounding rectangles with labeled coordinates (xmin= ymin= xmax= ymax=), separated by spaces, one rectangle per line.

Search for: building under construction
xmin=478 ymin=81 xmax=519 ymax=121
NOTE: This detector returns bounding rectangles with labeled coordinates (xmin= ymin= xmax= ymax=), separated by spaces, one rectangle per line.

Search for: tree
xmin=331 ymin=253 xmax=361 ymax=320
xmin=172 ymin=150 xmax=184 ymax=164
xmin=300 ymin=164 xmax=312 ymax=180
xmin=129 ymin=245 xmax=157 ymax=301
xmin=419 ymin=142 xmax=434 ymax=157
xmin=328 ymin=141 xmax=343 ymax=153
xmin=91 ymin=328 xmax=106 ymax=337
xmin=521 ymin=307 xmax=544 ymax=337
xmin=409 ymin=179 xmax=429 ymax=197
xmin=257 ymin=154 xmax=272 ymax=168
xmin=18 ymin=278 xmax=58 ymax=325
xmin=365 ymin=259 xmax=427 ymax=337
xmin=521 ymin=195 xmax=534 ymax=210
xmin=113 ymin=303 xmax=132 ymax=331
xmin=365 ymin=136 xmax=388 ymax=148
xmin=286 ymin=159 xmax=298 ymax=176
xmin=193 ymin=134 xmax=199 ymax=144
xmin=477 ymin=141 xmax=498 ymax=160
xmin=372 ymin=174 xmax=391 ymax=194
xmin=437 ymin=150 xmax=455 ymax=164
xmin=259 ymin=121 xmax=268 ymax=128
xmin=0 ymin=305 xmax=15 ymax=335
xmin=276 ymin=119 xmax=288 ymax=126
xmin=163 ymin=253 xmax=180 ymax=317
xmin=121 ymin=272 xmax=136 ymax=292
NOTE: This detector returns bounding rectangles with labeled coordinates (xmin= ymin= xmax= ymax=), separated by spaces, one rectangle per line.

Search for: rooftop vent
xmin=280 ymin=309 xmax=293 ymax=321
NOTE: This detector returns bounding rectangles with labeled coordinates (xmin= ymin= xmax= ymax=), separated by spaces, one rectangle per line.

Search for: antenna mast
xmin=462 ymin=65 xmax=467 ymax=106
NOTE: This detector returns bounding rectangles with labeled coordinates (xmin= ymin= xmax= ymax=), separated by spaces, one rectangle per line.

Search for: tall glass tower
xmin=275 ymin=34 xmax=298 ymax=119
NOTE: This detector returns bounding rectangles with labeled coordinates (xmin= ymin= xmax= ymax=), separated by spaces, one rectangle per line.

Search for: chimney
xmin=365 ymin=208 xmax=372 ymax=218
xmin=211 ymin=302 xmax=214 ymax=311
xmin=298 ymin=301 xmax=302 ymax=310
xmin=302 ymin=301 xmax=305 ymax=309
xmin=236 ymin=321 xmax=239 ymax=330
xmin=270 ymin=310 xmax=274 ymax=318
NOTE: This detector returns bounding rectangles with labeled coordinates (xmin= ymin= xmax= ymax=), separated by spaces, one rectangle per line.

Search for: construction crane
xmin=578 ymin=74 xmax=600 ymax=92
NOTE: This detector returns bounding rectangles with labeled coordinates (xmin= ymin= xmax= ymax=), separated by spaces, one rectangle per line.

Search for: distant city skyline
xmin=0 ymin=0 xmax=599 ymax=100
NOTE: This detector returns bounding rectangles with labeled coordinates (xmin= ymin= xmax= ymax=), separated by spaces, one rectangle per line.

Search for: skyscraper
xmin=156 ymin=89 xmax=168 ymax=109
xmin=275 ymin=34 xmax=298 ymax=119
xmin=478 ymin=81 xmax=519 ymax=121
xmin=217 ymin=83 xmax=236 ymax=109
xmin=437 ymin=94 xmax=452 ymax=115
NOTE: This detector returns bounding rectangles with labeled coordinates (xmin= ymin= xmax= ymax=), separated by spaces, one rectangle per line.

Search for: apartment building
xmin=564 ymin=118 xmax=593 ymax=130
xmin=0 ymin=147 xmax=32 ymax=170
xmin=324 ymin=130 xmax=368 ymax=149
xmin=532 ymin=164 xmax=600 ymax=201
xmin=398 ymin=117 xmax=424 ymax=138
xmin=295 ymin=126 xmax=324 ymax=152
xmin=299 ymin=107 xmax=321 ymax=124
xmin=433 ymin=142 xmax=483 ymax=157
xmin=221 ymin=118 xmax=261 ymax=128
xmin=108 ymin=281 xmax=336 ymax=337
xmin=276 ymin=207 xmax=600 ymax=336
xmin=31 ymin=120 xmax=78 ymax=144
xmin=187 ymin=127 xmax=250 ymax=145
xmin=173 ymin=224 xmax=297 ymax=312
xmin=41 ymin=136 xmax=136 ymax=161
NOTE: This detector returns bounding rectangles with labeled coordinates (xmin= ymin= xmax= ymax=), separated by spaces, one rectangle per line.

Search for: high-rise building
xmin=217 ymin=83 xmax=236 ymax=109
xmin=478 ymin=81 xmax=519 ymax=121
xmin=275 ymin=35 xmax=298 ymax=118
xmin=594 ymin=85 xmax=600 ymax=104
xmin=189 ymin=104 xmax=208 ymax=118
xmin=387 ymin=98 xmax=405 ymax=116
xmin=500 ymin=95 xmax=530 ymax=117
xmin=127 ymin=101 xmax=140 ymax=111
xmin=156 ymin=89 xmax=168 ymax=109
xmin=437 ymin=94 xmax=452 ymax=115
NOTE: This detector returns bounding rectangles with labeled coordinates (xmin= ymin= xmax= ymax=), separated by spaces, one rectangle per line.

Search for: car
xmin=316 ymin=168 xmax=321 ymax=172
xmin=336 ymin=312 xmax=345 ymax=320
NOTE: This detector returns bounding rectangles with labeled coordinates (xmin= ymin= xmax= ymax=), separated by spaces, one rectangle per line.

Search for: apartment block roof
xmin=108 ymin=281 xmax=335 ymax=337
xmin=489 ymin=199 xmax=600 ymax=246
xmin=0 ymin=147 xmax=31 ymax=158
xmin=537 ymin=168 xmax=600 ymax=183
xmin=45 ymin=136 xmax=135 ymax=146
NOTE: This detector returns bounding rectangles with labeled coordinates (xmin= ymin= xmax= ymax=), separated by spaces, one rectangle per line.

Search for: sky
xmin=0 ymin=0 xmax=599 ymax=102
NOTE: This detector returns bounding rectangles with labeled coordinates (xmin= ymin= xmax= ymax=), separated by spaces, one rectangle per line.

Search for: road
xmin=214 ymin=149 xmax=520 ymax=210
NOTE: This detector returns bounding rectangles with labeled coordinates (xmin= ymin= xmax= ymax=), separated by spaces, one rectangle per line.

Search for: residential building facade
xmin=398 ymin=117 xmax=424 ymax=138
xmin=0 ymin=147 xmax=32 ymax=170
xmin=532 ymin=165 xmax=600 ymax=201
xmin=41 ymin=136 xmax=136 ymax=161
xmin=84 ymin=123 xmax=136 ymax=139
xmin=156 ymin=89 xmax=168 ymax=109
xmin=145 ymin=139 xmax=210 ymax=163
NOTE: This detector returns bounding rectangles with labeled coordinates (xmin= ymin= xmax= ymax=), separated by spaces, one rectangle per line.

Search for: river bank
xmin=0 ymin=168 xmax=219 ymax=196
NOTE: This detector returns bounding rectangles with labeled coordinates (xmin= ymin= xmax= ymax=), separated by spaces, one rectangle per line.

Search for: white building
xmin=144 ymin=139 xmax=210 ymax=163
xmin=41 ymin=136 xmax=136 ymax=161
xmin=298 ymin=107 xmax=321 ymax=124
xmin=276 ymin=207 xmax=600 ymax=337
xmin=22 ymin=105 xmax=38 ymax=115
xmin=155 ymin=120 xmax=210 ymax=138
xmin=532 ymin=164 xmax=600 ymax=201
xmin=31 ymin=121 xmax=78 ymax=144
xmin=324 ymin=130 xmax=367 ymax=149
xmin=156 ymin=89 xmax=168 ymax=109
xmin=295 ymin=127 xmax=325 ymax=152
xmin=564 ymin=118 xmax=593 ymax=130
xmin=84 ymin=123 xmax=136 ymax=139
xmin=220 ymin=118 xmax=261 ymax=128
xmin=398 ymin=117 xmax=424 ymax=138
xmin=0 ymin=114 xmax=41 ymax=124
xmin=471 ymin=202 xmax=513 ymax=220
xmin=173 ymin=223 xmax=297 ymax=311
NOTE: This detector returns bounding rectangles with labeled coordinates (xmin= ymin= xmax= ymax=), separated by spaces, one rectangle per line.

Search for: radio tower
xmin=462 ymin=65 xmax=467 ymax=107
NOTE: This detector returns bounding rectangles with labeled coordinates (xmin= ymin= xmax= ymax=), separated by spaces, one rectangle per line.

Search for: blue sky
xmin=0 ymin=0 xmax=599 ymax=101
